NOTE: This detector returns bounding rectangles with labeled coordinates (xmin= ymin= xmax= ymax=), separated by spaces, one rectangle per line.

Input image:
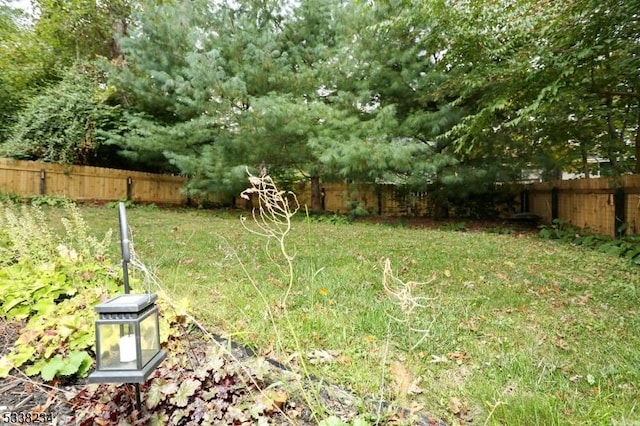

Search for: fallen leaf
xmin=552 ymin=338 xmax=570 ymax=351
xmin=257 ymin=389 xmax=288 ymax=414
xmin=429 ymin=354 xmax=449 ymax=364
xmin=307 ymin=349 xmax=338 ymax=364
xmin=448 ymin=397 xmax=462 ymax=414
xmin=495 ymin=272 xmax=509 ymax=281
xmin=408 ymin=377 xmax=425 ymax=395
xmin=336 ymin=355 xmax=351 ymax=365
xmin=447 ymin=351 xmax=470 ymax=365
xmin=318 ymin=287 xmax=330 ymax=296
xmin=444 ymin=269 xmax=451 ymax=278
xmin=390 ymin=361 xmax=413 ymax=400
xmin=261 ymin=340 xmax=276 ymax=359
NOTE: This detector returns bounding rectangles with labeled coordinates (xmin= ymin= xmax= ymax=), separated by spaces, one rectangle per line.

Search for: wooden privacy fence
xmin=2 ymin=158 xmax=433 ymax=213
xmin=280 ymin=181 xmax=431 ymax=217
xmin=0 ymin=158 xmax=187 ymax=204
xmin=523 ymin=176 xmax=640 ymax=237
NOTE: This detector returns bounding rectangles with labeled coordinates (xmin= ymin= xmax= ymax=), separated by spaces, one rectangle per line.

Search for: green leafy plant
xmin=440 ymin=221 xmax=467 ymax=232
xmin=346 ymin=200 xmax=369 ymax=220
xmin=0 ymin=202 xmax=184 ymax=381
xmin=29 ymin=194 xmax=70 ymax=207
xmin=70 ymin=338 xmax=308 ymax=425
xmin=0 ymin=190 xmax=21 ymax=203
xmin=105 ymin=198 xmax=136 ymax=209
xmin=539 ymin=219 xmax=640 ymax=264
xmin=485 ymin=225 xmax=515 ymax=235
xmin=306 ymin=213 xmax=352 ymax=225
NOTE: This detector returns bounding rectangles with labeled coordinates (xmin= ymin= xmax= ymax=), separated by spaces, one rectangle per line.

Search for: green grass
xmin=59 ymin=205 xmax=640 ymax=424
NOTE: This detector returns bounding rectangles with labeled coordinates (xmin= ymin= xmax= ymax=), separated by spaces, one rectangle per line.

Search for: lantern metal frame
xmin=88 ymin=293 xmax=166 ymax=384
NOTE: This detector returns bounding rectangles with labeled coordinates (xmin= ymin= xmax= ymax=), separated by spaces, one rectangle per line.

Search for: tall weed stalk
xmin=238 ymin=170 xmax=326 ymax=420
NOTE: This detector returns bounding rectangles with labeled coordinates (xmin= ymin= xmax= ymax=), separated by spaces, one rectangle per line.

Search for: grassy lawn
xmin=67 ymin=205 xmax=639 ymax=425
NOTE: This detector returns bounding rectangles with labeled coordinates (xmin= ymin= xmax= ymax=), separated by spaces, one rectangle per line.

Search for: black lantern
xmin=88 ymin=293 xmax=166 ymax=384
xmin=87 ymin=203 xmax=167 ymax=408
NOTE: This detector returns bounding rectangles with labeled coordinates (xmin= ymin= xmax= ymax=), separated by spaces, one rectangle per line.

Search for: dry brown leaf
xmin=259 ymin=389 xmax=288 ymax=413
xmin=553 ymin=338 xmax=570 ymax=350
xmin=390 ymin=361 xmax=413 ymax=400
xmin=408 ymin=377 xmax=425 ymax=395
xmin=429 ymin=354 xmax=449 ymax=364
xmin=307 ymin=349 xmax=339 ymax=364
xmin=448 ymin=396 xmax=462 ymax=414
xmin=337 ymin=355 xmax=351 ymax=365
xmin=260 ymin=340 xmax=276 ymax=359
xmin=447 ymin=351 xmax=470 ymax=365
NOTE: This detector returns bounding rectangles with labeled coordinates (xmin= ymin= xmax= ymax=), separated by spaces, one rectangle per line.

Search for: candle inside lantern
xmin=119 ymin=334 xmax=137 ymax=363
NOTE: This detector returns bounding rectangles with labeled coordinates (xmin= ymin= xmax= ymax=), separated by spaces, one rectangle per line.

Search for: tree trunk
xmin=581 ymin=143 xmax=590 ymax=178
xmin=310 ymin=175 xmax=323 ymax=213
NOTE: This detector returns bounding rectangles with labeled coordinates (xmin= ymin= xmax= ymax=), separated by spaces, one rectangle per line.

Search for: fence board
xmin=0 ymin=158 xmax=187 ymax=204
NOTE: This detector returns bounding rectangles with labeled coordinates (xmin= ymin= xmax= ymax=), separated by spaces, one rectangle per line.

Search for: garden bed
xmin=0 ymin=319 xmax=444 ymax=425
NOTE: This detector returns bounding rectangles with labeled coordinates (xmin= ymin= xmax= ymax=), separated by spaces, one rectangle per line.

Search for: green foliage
xmin=306 ymin=214 xmax=352 ymax=226
xmin=28 ymin=194 xmax=70 ymax=207
xmin=485 ymin=226 xmax=515 ymax=235
xmin=1 ymin=63 xmax=124 ymax=165
xmin=0 ymin=0 xmax=130 ymax=141
xmin=0 ymin=190 xmax=21 ymax=204
xmin=0 ymin=202 xmax=183 ymax=381
xmin=105 ymin=198 xmax=136 ymax=209
xmin=439 ymin=222 xmax=467 ymax=232
xmin=2 ymin=0 xmax=640 ymax=204
xmin=0 ymin=201 xmax=112 ymax=265
xmin=0 ymin=203 xmax=120 ymax=379
xmin=539 ymin=219 xmax=640 ymax=264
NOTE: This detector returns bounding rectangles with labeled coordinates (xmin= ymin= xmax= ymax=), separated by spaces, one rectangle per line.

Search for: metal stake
xmin=135 ymin=383 xmax=142 ymax=411
xmin=118 ymin=202 xmax=131 ymax=294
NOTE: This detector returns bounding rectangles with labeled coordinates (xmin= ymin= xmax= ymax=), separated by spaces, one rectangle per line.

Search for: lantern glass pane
xmin=96 ymin=322 xmax=138 ymax=370
xmin=139 ymin=311 xmax=160 ymax=366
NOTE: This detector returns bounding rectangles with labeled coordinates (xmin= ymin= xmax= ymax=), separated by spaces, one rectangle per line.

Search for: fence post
xmin=614 ymin=187 xmax=626 ymax=237
xmin=39 ymin=169 xmax=46 ymax=195
xmin=520 ymin=190 xmax=530 ymax=213
xmin=551 ymin=187 xmax=559 ymax=221
xmin=376 ymin=185 xmax=383 ymax=216
xmin=126 ymin=177 xmax=133 ymax=201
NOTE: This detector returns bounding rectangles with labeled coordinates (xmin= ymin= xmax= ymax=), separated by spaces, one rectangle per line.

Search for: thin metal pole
xmin=118 ymin=202 xmax=131 ymax=294
xmin=134 ymin=383 xmax=142 ymax=411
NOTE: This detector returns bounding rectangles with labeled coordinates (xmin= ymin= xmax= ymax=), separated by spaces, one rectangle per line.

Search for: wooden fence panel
xmin=0 ymin=158 xmax=187 ymax=204
xmin=524 ymin=177 xmax=640 ymax=236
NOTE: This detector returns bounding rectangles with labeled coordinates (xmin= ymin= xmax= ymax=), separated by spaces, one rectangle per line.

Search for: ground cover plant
xmin=59 ymin=200 xmax=640 ymax=425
